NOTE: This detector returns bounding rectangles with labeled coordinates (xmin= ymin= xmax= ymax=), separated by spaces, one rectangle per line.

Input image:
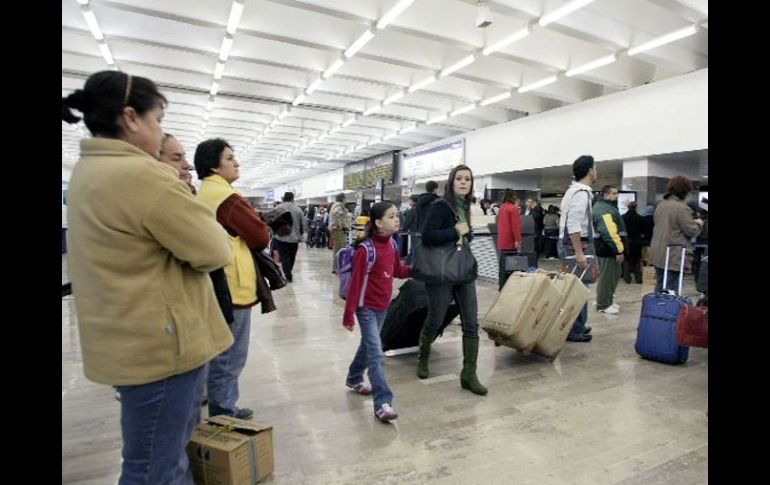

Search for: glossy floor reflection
xmin=62 ymin=248 xmax=707 ymax=484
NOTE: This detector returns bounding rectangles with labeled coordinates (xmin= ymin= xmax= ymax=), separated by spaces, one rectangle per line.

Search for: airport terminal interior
xmin=62 ymin=0 xmax=708 ymax=483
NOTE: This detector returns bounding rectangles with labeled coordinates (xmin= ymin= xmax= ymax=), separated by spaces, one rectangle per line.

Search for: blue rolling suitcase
xmin=635 ymin=245 xmax=691 ymax=364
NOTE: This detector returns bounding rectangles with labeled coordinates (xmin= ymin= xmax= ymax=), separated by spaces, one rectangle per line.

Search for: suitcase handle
xmin=565 ymin=255 xmax=595 ymax=279
xmin=663 ymin=243 xmax=686 ymax=295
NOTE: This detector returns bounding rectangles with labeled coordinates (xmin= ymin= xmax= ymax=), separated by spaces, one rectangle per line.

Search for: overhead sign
xmin=401 ymin=140 xmax=464 ymax=180
xmin=343 ymin=152 xmax=396 ymax=190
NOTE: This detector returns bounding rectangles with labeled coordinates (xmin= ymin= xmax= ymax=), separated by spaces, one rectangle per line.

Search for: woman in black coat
xmin=416 ymin=164 xmax=487 ymax=395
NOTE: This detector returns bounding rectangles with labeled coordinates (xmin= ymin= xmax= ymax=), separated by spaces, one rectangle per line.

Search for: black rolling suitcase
xmin=380 ymin=279 xmax=460 ymax=351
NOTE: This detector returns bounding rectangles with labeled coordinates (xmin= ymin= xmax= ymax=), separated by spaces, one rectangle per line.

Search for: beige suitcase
xmin=533 ymin=271 xmax=590 ymax=360
xmin=482 ymin=271 xmax=562 ymax=354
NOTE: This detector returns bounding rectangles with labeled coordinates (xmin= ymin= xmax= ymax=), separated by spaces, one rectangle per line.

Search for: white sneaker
xmin=609 ymin=302 xmax=620 ymax=311
xmin=598 ymin=306 xmax=619 ymax=314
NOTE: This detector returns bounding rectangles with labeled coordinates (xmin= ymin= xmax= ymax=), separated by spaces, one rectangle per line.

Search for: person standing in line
xmin=195 ymin=138 xmax=271 ymax=421
xmin=558 ymin=155 xmax=599 ymax=343
xmin=63 ymin=70 xmax=234 ymax=484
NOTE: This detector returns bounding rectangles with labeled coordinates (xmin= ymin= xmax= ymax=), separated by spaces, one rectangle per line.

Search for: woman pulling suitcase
xmin=415 ymin=165 xmax=488 ymax=395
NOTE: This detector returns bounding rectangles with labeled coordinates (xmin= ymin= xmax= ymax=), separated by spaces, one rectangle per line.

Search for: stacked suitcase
xmin=534 ymin=271 xmax=591 ymax=360
xmin=482 ymin=270 xmax=589 ymax=360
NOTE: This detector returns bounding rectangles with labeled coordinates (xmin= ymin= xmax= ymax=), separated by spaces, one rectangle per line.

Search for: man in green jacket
xmin=592 ymin=186 xmax=626 ymax=314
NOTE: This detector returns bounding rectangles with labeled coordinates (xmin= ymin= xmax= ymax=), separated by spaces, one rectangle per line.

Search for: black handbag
xmin=412 ymin=239 xmax=478 ymax=285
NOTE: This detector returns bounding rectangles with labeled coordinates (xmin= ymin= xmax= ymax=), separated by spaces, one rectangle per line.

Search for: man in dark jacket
xmin=621 ymin=201 xmax=645 ymax=283
xmin=526 ymin=198 xmax=545 ymax=259
xmin=409 ymin=181 xmax=439 ymax=262
xmin=414 ymin=181 xmax=440 ymax=232
xmin=593 ymin=186 xmax=625 ymax=314
xmin=403 ymin=194 xmax=419 ymax=233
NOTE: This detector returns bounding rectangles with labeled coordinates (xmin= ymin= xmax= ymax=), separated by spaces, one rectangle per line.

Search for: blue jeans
xmin=423 ymin=281 xmax=479 ymax=339
xmin=347 ymin=307 xmax=394 ymax=410
xmin=208 ymin=308 xmax=251 ymax=416
xmin=568 ymin=303 xmax=589 ymax=338
xmin=655 ymin=267 xmax=680 ymax=294
xmin=116 ymin=365 xmax=206 ymax=485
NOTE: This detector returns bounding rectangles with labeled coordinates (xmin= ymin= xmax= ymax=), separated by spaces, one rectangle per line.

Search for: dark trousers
xmin=623 ymin=242 xmax=643 ymax=283
xmin=423 ymin=281 xmax=479 ymax=339
xmin=498 ymin=250 xmax=522 ymax=291
xmin=275 ymin=240 xmax=299 ymax=281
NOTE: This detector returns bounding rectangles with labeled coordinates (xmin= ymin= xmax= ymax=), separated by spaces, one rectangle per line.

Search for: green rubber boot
xmin=460 ymin=337 xmax=488 ymax=395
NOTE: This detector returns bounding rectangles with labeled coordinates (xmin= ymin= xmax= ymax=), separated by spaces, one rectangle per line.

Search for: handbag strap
xmin=561 ymin=188 xmax=595 ymax=253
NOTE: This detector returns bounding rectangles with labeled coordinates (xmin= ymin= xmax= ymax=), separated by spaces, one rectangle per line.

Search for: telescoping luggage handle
xmin=566 ymin=254 xmax=595 ymax=280
xmin=663 ymin=243 xmax=686 ymax=296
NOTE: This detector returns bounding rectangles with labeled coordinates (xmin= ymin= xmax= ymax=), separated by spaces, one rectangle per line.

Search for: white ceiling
xmin=62 ymin=0 xmax=708 ymax=189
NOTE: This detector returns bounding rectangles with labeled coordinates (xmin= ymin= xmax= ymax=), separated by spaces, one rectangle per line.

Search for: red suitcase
xmin=677 ymin=305 xmax=708 ymax=348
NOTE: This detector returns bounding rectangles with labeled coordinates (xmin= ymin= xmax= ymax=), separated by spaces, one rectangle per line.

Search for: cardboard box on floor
xmin=187 ymin=415 xmax=274 ymax=485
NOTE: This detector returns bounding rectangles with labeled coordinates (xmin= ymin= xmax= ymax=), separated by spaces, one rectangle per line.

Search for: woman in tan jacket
xmin=649 ymin=175 xmax=703 ymax=293
xmin=63 ymin=71 xmax=234 ymax=485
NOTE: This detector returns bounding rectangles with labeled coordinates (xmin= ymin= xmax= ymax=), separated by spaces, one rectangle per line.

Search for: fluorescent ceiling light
xmin=342 ymin=116 xmax=357 ymax=127
xmin=209 ymin=81 xmax=220 ymax=96
xmin=219 ymin=35 xmax=233 ymax=62
xmin=344 ymin=29 xmax=375 ymax=59
xmin=408 ymin=74 xmax=436 ymax=93
xmin=292 ymin=94 xmax=306 ymax=106
xmin=363 ymin=104 xmax=382 ymax=116
xmin=627 ymin=24 xmax=699 ymax=56
xmin=426 ymin=114 xmax=447 ymax=125
xmin=206 ymin=100 xmax=214 ymax=112
xmin=451 ymin=103 xmax=477 ymax=117
xmin=518 ymin=75 xmax=558 ymax=93
xmin=306 ymin=78 xmax=323 ymax=94
xmin=76 ymin=0 xmax=90 ymax=5
xmin=356 ymin=144 xmax=367 ymax=151
xmin=480 ymin=91 xmax=511 ymax=106
xmin=226 ymin=1 xmax=244 ymax=35
xmin=566 ymin=54 xmax=617 ymax=77
xmin=482 ymin=25 xmax=532 ymax=56
xmin=383 ymin=91 xmax=405 ymax=106
xmin=538 ymin=0 xmax=595 ymax=27
xmin=82 ymin=9 xmax=104 ymax=41
xmin=440 ymin=54 xmax=476 ymax=78
xmin=322 ymin=59 xmax=345 ymax=79
xmin=400 ymin=124 xmax=418 ymax=134
xmin=97 ymin=42 xmax=114 ymax=65
xmin=213 ymin=62 xmax=225 ymax=80
xmin=277 ymin=108 xmax=289 ymax=120
xmin=376 ymin=0 xmax=416 ymax=30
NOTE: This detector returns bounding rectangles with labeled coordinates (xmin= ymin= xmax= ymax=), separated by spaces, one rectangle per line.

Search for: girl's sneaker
xmin=374 ymin=403 xmax=398 ymax=422
xmin=346 ymin=381 xmax=372 ymax=395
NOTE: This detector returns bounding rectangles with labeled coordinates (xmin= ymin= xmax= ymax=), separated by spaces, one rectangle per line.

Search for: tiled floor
xmin=62 ymin=248 xmax=707 ymax=484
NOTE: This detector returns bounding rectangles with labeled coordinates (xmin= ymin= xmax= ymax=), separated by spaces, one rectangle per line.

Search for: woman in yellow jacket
xmin=63 ymin=71 xmax=234 ymax=484
xmin=195 ymin=138 xmax=271 ymax=421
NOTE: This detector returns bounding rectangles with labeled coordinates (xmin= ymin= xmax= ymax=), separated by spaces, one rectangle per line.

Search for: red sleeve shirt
xmin=216 ymin=194 xmax=271 ymax=250
xmin=498 ymin=202 xmax=522 ymax=251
